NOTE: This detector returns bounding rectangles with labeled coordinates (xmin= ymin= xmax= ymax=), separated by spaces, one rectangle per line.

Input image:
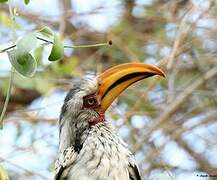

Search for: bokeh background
xmin=0 ymin=0 xmax=217 ymax=179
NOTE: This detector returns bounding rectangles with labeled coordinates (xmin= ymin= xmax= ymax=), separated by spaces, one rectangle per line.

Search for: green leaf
xmin=48 ymin=35 xmax=64 ymax=61
xmin=17 ymin=33 xmax=37 ymax=54
xmin=34 ymin=46 xmax=44 ymax=64
xmin=7 ymin=49 xmax=37 ymax=77
xmin=0 ymin=165 xmax=9 ymax=180
xmin=38 ymin=26 xmax=54 ymax=37
xmin=24 ymin=0 xmax=30 ymax=4
xmin=0 ymin=0 xmax=8 ymax=3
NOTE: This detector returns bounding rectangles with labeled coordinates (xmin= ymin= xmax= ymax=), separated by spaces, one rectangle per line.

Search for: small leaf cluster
xmin=7 ymin=27 xmax=64 ymax=77
xmin=0 ymin=0 xmax=30 ymax=5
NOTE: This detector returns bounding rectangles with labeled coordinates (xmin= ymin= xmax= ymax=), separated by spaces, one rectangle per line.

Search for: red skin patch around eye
xmin=83 ymin=94 xmax=100 ymax=109
xmin=83 ymin=94 xmax=105 ymax=126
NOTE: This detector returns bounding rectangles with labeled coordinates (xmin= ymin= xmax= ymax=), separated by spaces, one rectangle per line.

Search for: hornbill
xmin=54 ymin=63 xmax=165 ymax=180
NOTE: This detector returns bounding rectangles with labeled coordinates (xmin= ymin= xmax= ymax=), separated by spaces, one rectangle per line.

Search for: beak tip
xmin=156 ymin=68 xmax=166 ymax=78
xmin=160 ymin=72 xmax=166 ymax=78
xmin=154 ymin=68 xmax=166 ymax=78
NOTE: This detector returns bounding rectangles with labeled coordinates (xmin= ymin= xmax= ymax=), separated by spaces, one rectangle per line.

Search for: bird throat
xmin=88 ymin=113 xmax=105 ymax=127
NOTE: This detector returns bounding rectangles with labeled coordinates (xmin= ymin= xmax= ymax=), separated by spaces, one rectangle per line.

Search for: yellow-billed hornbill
xmin=54 ymin=63 xmax=165 ymax=180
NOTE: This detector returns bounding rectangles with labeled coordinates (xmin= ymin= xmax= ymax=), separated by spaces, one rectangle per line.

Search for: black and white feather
xmin=54 ymin=77 xmax=141 ymax=180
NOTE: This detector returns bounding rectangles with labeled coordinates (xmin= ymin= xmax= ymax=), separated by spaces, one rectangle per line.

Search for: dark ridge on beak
xmin=101 ymin=72 xmax=156 ymax=99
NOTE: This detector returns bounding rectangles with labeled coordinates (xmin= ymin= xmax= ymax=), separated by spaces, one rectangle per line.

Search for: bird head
xmin=60 ymin=63 xmax=165 ymax=128
xmin=59 ymin=63 xmax=165 ymax=177
xmin=59 ymin=63 xmax=165 ymax=151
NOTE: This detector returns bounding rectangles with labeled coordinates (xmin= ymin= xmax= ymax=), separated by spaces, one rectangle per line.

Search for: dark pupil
xmin=88 ymin=98 xmax=95 ymax=105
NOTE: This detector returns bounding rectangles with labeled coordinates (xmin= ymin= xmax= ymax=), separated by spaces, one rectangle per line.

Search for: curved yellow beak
xmin=97 ymin=63 xmax=165 ymax=112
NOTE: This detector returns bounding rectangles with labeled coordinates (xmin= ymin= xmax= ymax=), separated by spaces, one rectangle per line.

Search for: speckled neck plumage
xmin=55 ymin=77 xmax=141 ymax=180
xmin=64 ymin=123 xmax=135 ymax=180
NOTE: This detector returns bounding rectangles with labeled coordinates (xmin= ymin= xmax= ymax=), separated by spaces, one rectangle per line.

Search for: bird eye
xmin=83 ymin=95 xmax=98 ymax=108
xmin=87 ymin=98 xmax=96 ymax=105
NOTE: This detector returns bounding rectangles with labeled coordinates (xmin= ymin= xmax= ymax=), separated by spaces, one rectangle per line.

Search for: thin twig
xmin=0 ymin=0 xmax=16 ymax=129
xmin=0 ymin=44 xmax=16 ymax=53
xmin=0 ymin=36 xmax=111 ymax=53
xmin=64 ymin=42 xmax=110 ymax=48
xmin=0 ymin=69 xmax=14 ymax=129
xmin=151 ymin=142 xmax=175 ymax=180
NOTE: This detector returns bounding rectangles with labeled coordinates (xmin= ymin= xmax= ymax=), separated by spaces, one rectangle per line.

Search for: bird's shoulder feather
xmin=54 ymin=146 xmax=77 ymax=180
xmin=128 ymin=157 xmax=141 ymax=180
